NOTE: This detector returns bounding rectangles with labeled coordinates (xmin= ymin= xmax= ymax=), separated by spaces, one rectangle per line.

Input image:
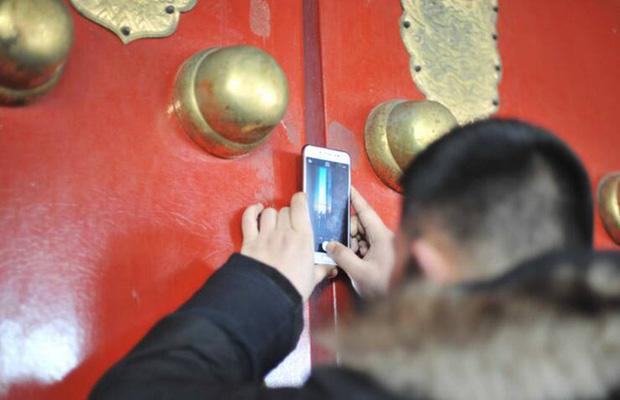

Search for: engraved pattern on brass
xmin=598 ymin=172 xmax=620 ymax=245
xmin=70 ymin=0 xmax=196 ymax=44
xmin=174 ymin=46 xmax=289 ymax=158
xmin=0 ymin=0 xmax=74 ymax=105
xmin=400 ymin=0 xmax=501 ymax=124
xmin=365 ymin=100 xmax=457 ymax=192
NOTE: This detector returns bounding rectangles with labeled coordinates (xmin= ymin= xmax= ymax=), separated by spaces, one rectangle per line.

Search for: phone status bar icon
xmin=307 ymin=158 xmax=347 ymax=168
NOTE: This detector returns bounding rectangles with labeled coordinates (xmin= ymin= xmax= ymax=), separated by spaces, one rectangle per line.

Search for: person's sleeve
xmin=89 ymin=253 xmax=305 ymax=400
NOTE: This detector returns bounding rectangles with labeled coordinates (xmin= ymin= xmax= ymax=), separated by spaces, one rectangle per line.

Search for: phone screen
xmin=305 ymin=157 xmax=350 ymax=253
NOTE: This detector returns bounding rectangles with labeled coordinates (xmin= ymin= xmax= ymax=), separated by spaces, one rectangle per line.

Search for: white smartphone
xmin=302 ymin=145 xmax=351 ymax=266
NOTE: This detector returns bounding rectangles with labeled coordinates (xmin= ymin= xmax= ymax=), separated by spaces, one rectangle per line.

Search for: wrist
xmin=175 ymin=253 xmax=304 ymax=378
xmin=236 ymin=253 xmax=303 ymax=305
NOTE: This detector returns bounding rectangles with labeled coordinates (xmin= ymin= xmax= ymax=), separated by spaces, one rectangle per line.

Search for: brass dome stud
xmin=0 ymin=0 xmax=74 ymax=105
xmin=174 ymin=46 xmax=289 ymax=158
xmin=365 ymin=100 xmax=457 ymax=192
xmin=598 ymin=172 xmax=620 ymax=245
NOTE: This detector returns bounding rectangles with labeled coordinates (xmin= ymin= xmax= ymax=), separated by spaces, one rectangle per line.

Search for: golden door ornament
xmin=174 ymin=46 xmax=289 ymax=158
xmin=598 ymin=172 xmax=620 ymax=245
xmin=70 ymin=0 xmax=196 ymax=44
xmin=0 ymin=0 xmax=74 ymax=105
xmin=400 ymin=0 xmax=502 ymax=124
xmin=365 ymin=100 xmax=457 ymax=192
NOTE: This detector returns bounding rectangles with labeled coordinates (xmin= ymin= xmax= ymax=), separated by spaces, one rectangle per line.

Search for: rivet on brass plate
xmin=400 ymin=0 xmax=501 ymax=124
xmin=597 ymin=172 xmax=620 ymax=245
xmin=365 ymin=100 xmax=457 ymax=192
xmin=70 ymin=0 xmax=196 ymax=44
xmin=174 ymin=46 xmax=289 ymax=159
xmin=0 ymin=0 xmax=74 ymax=106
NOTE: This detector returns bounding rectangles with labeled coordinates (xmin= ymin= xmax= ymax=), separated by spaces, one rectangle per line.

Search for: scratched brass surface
xmin=365 ymin=100 xmax=457 ymax=192
xmin=0 ymin=0 xmax=74 ymax=105
xmin=174 ymin=46 xmax=289 ymax=158
xmin=598 ymin=172 xmax=620 ymax=245
xmin=400 ymin=0 xmax=501 ymax=124
xmin=70 ymin=0 xmax=196 ymax=44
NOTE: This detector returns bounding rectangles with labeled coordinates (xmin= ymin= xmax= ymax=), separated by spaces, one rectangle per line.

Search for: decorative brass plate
xmin=70 ymin=0 xmax=197 ymax=44
xmin=400 ymin=0 xmax=501 ymax=124
xmin=598 ymin=172 xmax=620 ymax=245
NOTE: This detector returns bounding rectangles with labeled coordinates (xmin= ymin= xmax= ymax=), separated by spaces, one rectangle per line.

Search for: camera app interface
xmin=306 ymin=157 xmax=350 ymax=253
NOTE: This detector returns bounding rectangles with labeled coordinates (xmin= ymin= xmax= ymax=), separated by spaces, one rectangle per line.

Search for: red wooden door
xmin=1 ymin=0 xmax=619 ymax=399
xmin=312 ymin=0 xmax=620 ymax=250
xmin=0 ymin=1 xmax=312 ymax=397
xmin=307 ymin=0 xmax=620 ymax=362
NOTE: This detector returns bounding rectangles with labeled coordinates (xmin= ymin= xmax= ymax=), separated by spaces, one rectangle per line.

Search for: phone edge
xmin=302 ymin=145 xmax=351 ymax=266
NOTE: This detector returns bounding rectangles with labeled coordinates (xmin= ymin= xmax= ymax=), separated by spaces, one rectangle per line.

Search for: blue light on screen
xmin=307 ymin=158 xmax=349 ymax=253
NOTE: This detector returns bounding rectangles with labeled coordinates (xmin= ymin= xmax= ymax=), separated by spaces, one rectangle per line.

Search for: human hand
xmin=241 ymin=192 xmax=335 ymax=301
xmin=326 ymin=187 xmax=395 ymax=298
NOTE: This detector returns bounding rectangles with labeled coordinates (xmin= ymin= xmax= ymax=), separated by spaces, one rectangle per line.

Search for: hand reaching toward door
xmin=326 ymin=187 xmax=395 ymax=298
xmin=240 ymin=192 xmax=335 ymax=301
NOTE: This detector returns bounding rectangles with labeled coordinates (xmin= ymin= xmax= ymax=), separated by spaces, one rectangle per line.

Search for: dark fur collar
xmin=329 ymin=251 xmax=620 ymax=400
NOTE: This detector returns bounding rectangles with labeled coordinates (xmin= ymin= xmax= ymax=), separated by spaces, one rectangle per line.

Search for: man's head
xmin=394 ymin=119 xmax=593 ymax=283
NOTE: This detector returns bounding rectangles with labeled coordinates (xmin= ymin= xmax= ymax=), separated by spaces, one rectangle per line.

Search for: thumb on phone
xmin=326 ymin=241 xmax=364 ymax=280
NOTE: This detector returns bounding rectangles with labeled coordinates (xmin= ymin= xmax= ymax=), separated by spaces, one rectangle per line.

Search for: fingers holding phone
xmin=350 ymin=214 xmax=369 ymax=256
xmin=326 ymin=187 xmax=396 ymax=298
xmin=302 ymin=145 xmax=351 ymax=266
xmin=241 ymin=192 xmax=332 ymax=301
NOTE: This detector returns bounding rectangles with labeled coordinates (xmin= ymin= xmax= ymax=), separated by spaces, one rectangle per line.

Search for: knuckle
xmin=292 ymin=192 xmax=306 ymax=202
xmin=287 ymin=232 xmax=304 ymax=246
xmin=381 ymin=229 xmax=395 ymax=241
xmin=261 ymin=208 xmax=276 ymax=220
xmin=242 ymin=207 xmax=254 ymax=218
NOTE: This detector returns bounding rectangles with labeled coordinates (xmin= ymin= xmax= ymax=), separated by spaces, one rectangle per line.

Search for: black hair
xmin=400 ymin=119 xmax=593 ymax=274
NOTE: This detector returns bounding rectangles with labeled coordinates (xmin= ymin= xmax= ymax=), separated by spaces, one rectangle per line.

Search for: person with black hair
xmin=91 ymin=119 xmax=620 ymax=400
xmin=326 ymin=119 xmax=594 ymax=296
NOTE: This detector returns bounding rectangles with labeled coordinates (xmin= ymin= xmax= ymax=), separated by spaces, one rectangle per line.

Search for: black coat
xmin=90 ymin=251 xmax=620 ymax=400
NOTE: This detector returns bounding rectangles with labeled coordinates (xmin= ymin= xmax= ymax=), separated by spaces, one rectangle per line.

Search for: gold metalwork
xmin=174 ymin=46 xmax=289 ymax=158
xmin=365 ymin=100 xmax=457 ymax=192
xmin=598 ymin=172 xmax=620 ymax=245
xmin=400 ymin=0 xmax=501 ymax=124
xmin=0 ymin=0 xmax=74 ymax=105
xmin=70 ymin=0 xmax=196 ymax=44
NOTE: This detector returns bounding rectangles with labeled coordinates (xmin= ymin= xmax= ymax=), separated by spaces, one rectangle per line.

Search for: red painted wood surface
xmin=496 ymin=0 xmax=620 ymax=250
xmin=313 ymin=0 xmax=620 ymax=365
xmin=1 ymin=0 xmax=619 ymax=398
xmin=0 ymin=1 xmax=309 ymax=398
xmin=315 ymin=0 xmax=620 ymax=244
